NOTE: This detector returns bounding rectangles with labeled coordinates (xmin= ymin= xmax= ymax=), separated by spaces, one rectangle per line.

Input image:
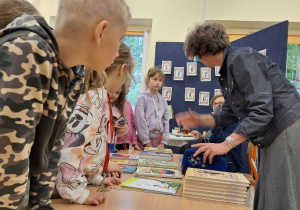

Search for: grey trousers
xmin=254 ymin=117 xmax=300 ymax=210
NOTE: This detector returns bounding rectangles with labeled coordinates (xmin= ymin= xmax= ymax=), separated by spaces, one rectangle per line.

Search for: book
xmin=121 ymin=176 xmax=181 ymax=195
xmin=136 ymin=166 xmax=182 ymax=179
xmin=120 ymin=165 xmax=137 ymax=173
xmin=183 ymin=179 xmax=248 ymax=193
xmin=185 ymin=168 xmax=249 ymax=187
xmin=110 ymin=153 xmax=140 ymax=160
xmin=138 ymin=158 xmax=179 ymax=169
xmin=110 ymin=159 xmax=138 ymax=166
xmin=144 ymin=147 xmax=173 ymax=155
xmin=182 ymin=190 xmax=246 ymax=205
xmin=140 ymin=151 xmax=172 ymax=161
xmin=183 ymin=184 xmax=247 ymax=198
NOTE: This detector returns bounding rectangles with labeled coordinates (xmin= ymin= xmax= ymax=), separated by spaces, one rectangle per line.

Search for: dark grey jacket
xmin=213 ymin=46 xmax=300 ymax=147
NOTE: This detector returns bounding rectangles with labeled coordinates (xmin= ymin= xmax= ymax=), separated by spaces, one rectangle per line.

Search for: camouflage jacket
xmin=0 ymin=14 xmax=84 ymax=176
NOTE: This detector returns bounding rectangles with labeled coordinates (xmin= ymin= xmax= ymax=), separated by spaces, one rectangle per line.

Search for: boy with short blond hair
xmin=0 ymin=0 xmax=131 ymax=209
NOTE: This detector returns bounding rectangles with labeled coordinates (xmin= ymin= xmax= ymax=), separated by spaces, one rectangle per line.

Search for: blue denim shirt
xmin=213 ymin=46 xmax=300 ymax=147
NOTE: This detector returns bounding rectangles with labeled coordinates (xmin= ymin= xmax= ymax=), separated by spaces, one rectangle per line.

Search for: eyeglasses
xmin=212 ymin=101 xmax=224 ymax=106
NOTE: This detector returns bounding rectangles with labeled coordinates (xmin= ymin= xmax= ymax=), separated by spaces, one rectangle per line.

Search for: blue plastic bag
xmin=181 ymin=148 xmax=228 ymax=175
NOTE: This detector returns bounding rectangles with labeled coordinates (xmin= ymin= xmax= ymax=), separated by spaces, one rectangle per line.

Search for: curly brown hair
xmin=184 ymin=22 xmax=230 ymax=60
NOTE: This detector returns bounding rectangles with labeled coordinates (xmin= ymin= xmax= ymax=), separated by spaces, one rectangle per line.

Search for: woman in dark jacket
xmin=176 ymin=22 xmax=300 ymax=210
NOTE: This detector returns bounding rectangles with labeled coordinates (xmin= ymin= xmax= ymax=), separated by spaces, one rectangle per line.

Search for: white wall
xmin=31 ymin=0 xmax=300 ymax=69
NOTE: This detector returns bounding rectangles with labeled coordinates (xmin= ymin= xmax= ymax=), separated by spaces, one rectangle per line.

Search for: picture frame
xmin=200 ymin=67 xmax=211 ymax=81
xmin=215 ymin=66 xmax=220 ymax=76
xmin=162 ymin=86 xmax=172 ymax=101
xmin=214 ymin=89 xmax=222 ymax=96
xmin=199 ymin=91 xmax=210 ymax=106
xmin=173 ymin=67 xmax=184 ymax=80
xmin=186 ymin=62 xmax=197 ymax=76
xmin=259 ymin=49 xmax=267 ymax=56
xmin=185 ymin=88 xmax=195 ymax=101
xmin=162 ymin=61 xmax=172 ymax=74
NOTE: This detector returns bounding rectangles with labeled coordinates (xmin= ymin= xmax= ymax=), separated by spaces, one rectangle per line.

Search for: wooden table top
xmin=51 ymin=149 xmax=251 ymax=210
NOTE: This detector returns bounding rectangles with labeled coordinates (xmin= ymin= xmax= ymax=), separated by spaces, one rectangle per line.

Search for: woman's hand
xmin=191 ymin=141 xmax=232 ymax=164
xmin=176 ymin=108 xmax=216 ymax=129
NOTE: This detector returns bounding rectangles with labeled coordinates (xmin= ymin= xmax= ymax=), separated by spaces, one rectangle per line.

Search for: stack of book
xmin=144 ymin=147 xmax=173 ymax=155
xmin=140 ymin=151 xmax=172 ymax=161
xmin=138 ymin=158 xmax=179 ymax=169
xmin=110 ymin=153 xmax=140 ymax=174
xmin=183 ymin=168 xmax=250 ymax=205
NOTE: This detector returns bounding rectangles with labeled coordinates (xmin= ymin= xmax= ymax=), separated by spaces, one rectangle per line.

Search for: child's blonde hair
xmin=145 ymin=66 xmax=165 ymax=89
xmin=0 ymin=0 xmax=40 ymax=29
xmin=83 ymin=41 xmax=135 ymax=102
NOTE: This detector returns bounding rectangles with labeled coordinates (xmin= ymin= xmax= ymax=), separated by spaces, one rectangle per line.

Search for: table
xmin=51 ymin=150 xmax=251 ymax=210
xmin=168 ymin=133 xmax=197 ymax=147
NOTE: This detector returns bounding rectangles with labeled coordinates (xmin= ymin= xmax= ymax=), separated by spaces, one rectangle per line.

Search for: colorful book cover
xmin=121 ymin=176 xmax=181 ymax=195
xmin=138 ymin=158 xmax=179 ymax=169
xmin=185 ymin=168 xmax=249 ymax=186
xmin=141 ymin=152 xmax=172 ymax=160
xmin=110 ymin=153 xmax=140 ymax=160
xmin=144 ymin=147 xmax=173 ymax=155
xmin=136 ymin=167 xmax=182 ymax=179
xmin=120 ymin=165 xmax=137 ymax=173
xmin=110 ymin=159 xmax=138 ymax=166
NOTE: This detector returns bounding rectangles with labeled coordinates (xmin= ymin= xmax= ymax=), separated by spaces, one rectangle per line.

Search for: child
xmin=0 ymin=0 xmax=40 ymax=29
xmin=56 ymin=42 xmax=134 ymax=206
xmin=0 ymin=0 xmax=131 ymax=209
xmin=107 ymin=84 xmax=129 ymax=152
xmin=135 ymin=67 xmax=170 ymax=149
xmin=179 ymin=95 xmax=243 ymax=172
xmin=115 ymin=79 xmax=142 ymax=151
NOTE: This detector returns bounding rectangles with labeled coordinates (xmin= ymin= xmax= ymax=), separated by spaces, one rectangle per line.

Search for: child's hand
xmin=133 ymin=144 xmax=142 ymax=151
xmin=145 ymin=143 xmax=152 ymax=147
xmin=107 ymin=161 xmax=122 ymax=174
xmin=83 ymin=191 xmax=107 ymax=205
xmin=102 ymin=176 xmax=121 ymax=186
xmin=156 ymin=143 xmax=165 ymax=148
xmin=191 ymin=130 xmax=203 ymax=140
xmin=116 ymin=124 xmax=128 ymax=135
xmin=107 ymin=171 xmax=121 ymax=178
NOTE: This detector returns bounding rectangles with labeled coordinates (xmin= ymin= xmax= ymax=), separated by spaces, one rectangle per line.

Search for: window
xmin=123 ymin=33 xmax=146 ymax=107
xmin=286 ymin=44 xmax=299 ymax=87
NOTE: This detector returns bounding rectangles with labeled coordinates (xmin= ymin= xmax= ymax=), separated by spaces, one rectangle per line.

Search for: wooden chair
xmin=243 ymin=142 xmax=258 ymax=188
